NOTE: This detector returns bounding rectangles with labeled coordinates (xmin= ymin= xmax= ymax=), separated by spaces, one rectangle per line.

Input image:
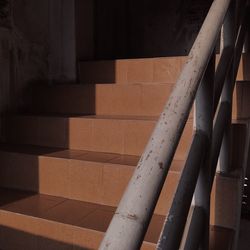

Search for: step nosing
xmin=10 ymin=114 xmax=159 ymax=121
xmin=0 ymin=144 xmax=142 ymax=165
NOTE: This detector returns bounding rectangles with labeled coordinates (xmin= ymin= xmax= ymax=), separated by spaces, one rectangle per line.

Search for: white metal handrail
xmin=99 ymin=0 xmax=248 ymax=249
xmin=158 ymin=3 xmax=248 ymax=249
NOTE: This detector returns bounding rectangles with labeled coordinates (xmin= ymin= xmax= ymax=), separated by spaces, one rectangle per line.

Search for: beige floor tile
xmin=42 ymin=199 xmax=98 ymax=226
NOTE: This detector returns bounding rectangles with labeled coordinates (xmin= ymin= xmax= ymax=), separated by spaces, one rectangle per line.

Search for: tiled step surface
xmin=0 ymin=188 xmax=156 ymax=250
xmin=78 ymin=56 xmax=248 ymax=84
xmin=79 ymin=57 xmax=187 ymax=84
xmin=27 ymin=83 xmax=175 ymax=117
xmin=0 ymin=144 xmax=242 ymax=230
xmin=0 ymin=188 xmax=235 ymax=250
xmin=0 ymin=144 xmax=182 ymax=215
xmin=6 ymin=115 xmax=193 ymax=158
xmin=26 ymin=81 xmax=250 ymax=119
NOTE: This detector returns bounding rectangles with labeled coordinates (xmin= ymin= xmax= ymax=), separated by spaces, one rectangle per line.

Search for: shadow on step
xmin=0 ymin=145 xmax=72 ymax=199
xmin=79 ymin=61 xmax=116 ymax=84
xmin=25 ymin=82 xmax=97 ymax=115
xmin=0 ymin=188 xmax=34 ymax=207
xmin=0 ymin=225 xmax=91 ymax=250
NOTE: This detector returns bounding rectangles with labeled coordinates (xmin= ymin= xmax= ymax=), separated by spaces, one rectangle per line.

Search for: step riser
xmin=29 ymin=85 xmax=97 ymax=115
xmin=232 ymin=82 xmax=250 ymax=119
xmin=6 ymin=116 xmax=193 ymax=158
xmin=237 ymin=54 xmax=250 ymax=81
xmin=28 ymin=82 xmax=249 ymax=119
xmin=210 ymin=175 xmax=242 ymax=231
xmin=79 ymin=57 xmax=186 ymax=84
xmin=79 ymin=56 xmax=247 ymax=84
xmin=29 ymin=84 xmax=175 ymax=117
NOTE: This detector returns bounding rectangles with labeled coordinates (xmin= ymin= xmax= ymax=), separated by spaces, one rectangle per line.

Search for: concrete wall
xmin=0 ymin=0 xmax=50 ymax=140
xmin=0 ymin=0 xmax=92 ymax=140
xmin=0 ymin=0 xmax=99 ymax=141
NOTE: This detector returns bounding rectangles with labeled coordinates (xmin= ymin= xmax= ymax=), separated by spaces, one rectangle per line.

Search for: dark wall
xmin=0 ymin=0 xmax=50 ymax=140
xmin=94 ymin=0 xmax=212 ymax=59
xmin=75 ymin=0 xmax=95 ymax=61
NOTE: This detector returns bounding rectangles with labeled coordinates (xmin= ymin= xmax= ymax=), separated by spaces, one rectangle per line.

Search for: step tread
xmin=0 ymin=187 xmax=163 ymax=244
xmin=0 ymin=187 xmax=234 ymax=249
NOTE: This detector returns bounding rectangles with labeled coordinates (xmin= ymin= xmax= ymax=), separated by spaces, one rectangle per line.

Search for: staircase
xmin=0 ymin=56 xmax=249 ymax=249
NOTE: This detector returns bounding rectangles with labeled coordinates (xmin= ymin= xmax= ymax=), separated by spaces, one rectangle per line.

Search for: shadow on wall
xmin=24 ymin=81 xmax=97 ymax=115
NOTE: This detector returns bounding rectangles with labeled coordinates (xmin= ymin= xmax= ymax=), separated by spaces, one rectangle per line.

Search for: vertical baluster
xmin=218 ymin=0 xmax=236 ymax=174
xmin=192 ymin=51 xmax=215 ymax=250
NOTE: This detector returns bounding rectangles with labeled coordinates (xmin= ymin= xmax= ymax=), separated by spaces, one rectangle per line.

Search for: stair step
xmin=0 ymin=188 xmax=235 ymax=250
xmin=78 ymin=56 xmax=247 ymax=84
xmin=6 ymin=115 xmax=193 ymax=158
xmin=0 ymin=144 xmax=243 ymax=230
xmin=25 ymin=81 xmax=250 ymax=119
xmin=0 ymin=144 xmax=182 ymax=215
xmin=27 ymin=83 xmax=176 ymax=117
xmin=79 ymin=57 xmax=187 ymax=84
xmin=0 ymin=188 xmax=156 ymax=249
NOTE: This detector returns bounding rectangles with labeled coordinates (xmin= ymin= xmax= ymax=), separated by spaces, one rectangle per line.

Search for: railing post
xmin=99 ymin=1 xmax=232 ymax=249
xmin=156 ymin=52 xmax=215 ymax=250
xmin=210 ymin=3 xmax=248 ymax=183
xmin=218 ymin=0 xmax=236 ymax=174
xmin=183 ymin=206 xmax=205 ymax=250
xmin=192 ymin=51 xmax=215 ymax=250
